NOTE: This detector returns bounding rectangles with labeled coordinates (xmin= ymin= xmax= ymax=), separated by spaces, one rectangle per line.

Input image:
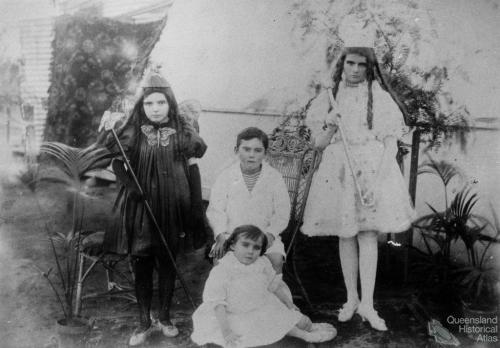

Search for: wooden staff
xmin=326 ymin=88 xmax=374 ymax=207
xmin=100 ymin=112 xmax=196 ymax=309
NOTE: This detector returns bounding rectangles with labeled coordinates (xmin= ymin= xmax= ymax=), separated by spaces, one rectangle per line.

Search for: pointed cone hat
xmin=142 ymin=72 xmax=171 ymax=89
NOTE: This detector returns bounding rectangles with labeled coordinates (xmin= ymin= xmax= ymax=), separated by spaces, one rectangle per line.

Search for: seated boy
xmin=207 ymin=127 xmax=290 ymax=273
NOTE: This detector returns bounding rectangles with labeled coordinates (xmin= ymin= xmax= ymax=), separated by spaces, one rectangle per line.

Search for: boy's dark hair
xmin=224 ymin=224 xmax=268 ymax=256
xmin=236 ymin=127 xmax=269 ymax=150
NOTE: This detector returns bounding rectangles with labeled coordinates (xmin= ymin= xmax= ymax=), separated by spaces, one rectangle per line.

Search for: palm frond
xmin=37 ymin=142 xmax=111 ymax=319
xmin=478 ymin=203 xmax=500 ymax=267
xmin=413 ymin=211 xmax=438 ymax=227
xmin=39 ymin=141 xmax=111 ymax=192
xmin=40 ymin=142 xmax=76 ymax=178
xmin=451 ymin=187 xmax=477 ymax=220
xmin=50 ymin=233 xmax=68 ymax=249
xmin=489 ymin=202 xmax=500 ymax=233
xmin=76 ymin=145 xmax=111 ymax=178
xmin=418 ymin=157 xmax=460 ymax=187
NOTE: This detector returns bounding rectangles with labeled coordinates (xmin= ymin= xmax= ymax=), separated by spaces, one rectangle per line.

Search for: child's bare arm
xmin=269 ymin=280 xmax=297 ymax=310
xmin=214 ymin=304 xmax=240 ymax=347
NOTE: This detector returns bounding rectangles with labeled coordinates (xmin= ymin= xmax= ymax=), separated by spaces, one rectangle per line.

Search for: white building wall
xmin=19 ymin=16 xmax=55 ymax=148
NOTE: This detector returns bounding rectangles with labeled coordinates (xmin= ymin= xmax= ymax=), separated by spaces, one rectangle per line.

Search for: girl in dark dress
xmin=101 ymin=71 xmax=207 ymax=346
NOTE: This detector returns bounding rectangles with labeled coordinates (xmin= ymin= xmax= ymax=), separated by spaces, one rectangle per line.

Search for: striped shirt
xmin=242 ymin=169 xmax=261 ymax=192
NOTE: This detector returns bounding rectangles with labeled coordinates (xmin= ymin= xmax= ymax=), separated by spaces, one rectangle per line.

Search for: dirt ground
xmin=0 ymin=154 xmax=497 ymax=348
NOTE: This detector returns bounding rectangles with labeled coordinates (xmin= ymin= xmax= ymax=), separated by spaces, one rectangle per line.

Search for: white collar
xmin=229 ymin=161 xmax=272 ymax=181
xmin=341 ymin=80 xmax=368 ymax=89
xmin=219 ymin=251 xmax=262 ymax=271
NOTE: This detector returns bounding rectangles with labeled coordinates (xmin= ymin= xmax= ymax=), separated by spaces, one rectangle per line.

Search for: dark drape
xmin=45 ymin=14 xmax=166 ymax=146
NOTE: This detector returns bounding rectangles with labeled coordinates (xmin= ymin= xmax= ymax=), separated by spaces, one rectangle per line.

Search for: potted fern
xmin=413 ymin=158 xmax=500 ymax=340
xmin=34 ymin=142 xmax=112 ymax=346
xmin=452 ymin=204 xmax=500 ymax=340
xmin=411 ymin=158 xmax=465 ymax=286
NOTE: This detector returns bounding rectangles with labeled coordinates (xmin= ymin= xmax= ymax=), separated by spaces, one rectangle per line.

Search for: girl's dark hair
xmin=224 ymin=225 xmax=268 ymax=256
xmin=330 ymin=47 xmax=408 ymax=128
xmin=127 ymin=86 xmax=188 ymax=159
xmin=236 ymin=127 xmax=269 ymax=151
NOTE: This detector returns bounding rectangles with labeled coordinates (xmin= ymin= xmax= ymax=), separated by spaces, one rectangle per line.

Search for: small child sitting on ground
xmin=191 ymin=225 xmax=336 ymax=347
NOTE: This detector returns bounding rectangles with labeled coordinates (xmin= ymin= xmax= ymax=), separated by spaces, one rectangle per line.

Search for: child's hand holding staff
xmin=326 ymin=88 xmax=374 ymax=207
xmin=98 ymin=110 xmax=128 ymax=132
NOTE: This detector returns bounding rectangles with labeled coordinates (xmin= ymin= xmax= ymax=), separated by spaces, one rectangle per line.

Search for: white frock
xmin=191 ymin=252 xmax=302 ymax=347
xmin=301 ymin=81 xmax=416 ymax=238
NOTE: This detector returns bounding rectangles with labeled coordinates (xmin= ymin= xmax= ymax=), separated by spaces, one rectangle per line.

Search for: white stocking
xmin=357 ymin=230 xmax=378 ymax=309
xmin=339 ymin=236 xmax=359 ymax=304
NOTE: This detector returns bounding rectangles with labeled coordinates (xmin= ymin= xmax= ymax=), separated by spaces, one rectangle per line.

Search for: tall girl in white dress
xmin=301 ymin=45 xmax=415 ymax=331
xmin=191 ymin=225 xmax=336 ymax=347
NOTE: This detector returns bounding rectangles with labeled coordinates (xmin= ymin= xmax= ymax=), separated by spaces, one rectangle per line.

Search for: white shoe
xmin=338 ymin=300 xmax=360 ymax=322
xmin=356 ymin=305 xmax=388 ymax=331
xmin=304 ymin=328 xmax=337 ymax=343
xmin=128 ymin=325 xmax=155 ymax=346
xmin=311 ymin=322 xmax=336 ymax=332
xmin=157 ymin=321 xmax=179 ymax=337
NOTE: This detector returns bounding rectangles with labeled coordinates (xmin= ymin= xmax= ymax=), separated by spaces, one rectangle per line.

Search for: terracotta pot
xmin=55 ymin=317 xmax=91 ymax=348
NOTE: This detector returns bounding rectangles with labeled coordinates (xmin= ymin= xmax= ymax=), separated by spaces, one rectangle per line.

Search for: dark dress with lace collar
xmin=104 ymin=119 xmax=207 ymax=257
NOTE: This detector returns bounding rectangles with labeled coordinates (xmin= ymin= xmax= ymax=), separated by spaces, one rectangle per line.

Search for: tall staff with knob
xmin=98 ymin=70 xmax=207 ymax=346
xmin=300 ymin=14 xmax=415 ymax=332
xmin=326 ymin=87 xmax=374 ymax=207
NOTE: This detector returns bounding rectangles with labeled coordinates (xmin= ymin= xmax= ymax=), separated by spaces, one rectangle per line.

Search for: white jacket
xmin=206 ymin=161 xmax=291 ymax=238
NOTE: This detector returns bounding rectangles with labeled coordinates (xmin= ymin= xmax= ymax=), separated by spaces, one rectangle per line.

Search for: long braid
xmin=172 ymin=113 xmax=182 ymax=160
xmin=330 ymin=46 xmax=410 ymax=131
xmin=331 ymin=49 xmax=375 ymax=129
xmin=367 ymin=79 xmax=373 ymax=129
xmin=161 ymin=87 xmax=184 ymax=161
xmin=331 ymin=53 xmax=345 ymax=101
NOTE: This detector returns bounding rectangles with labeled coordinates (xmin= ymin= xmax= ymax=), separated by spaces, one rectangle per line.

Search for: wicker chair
xmin=74 ymin=231 xmax=135 ymax=316
xmin=267 ymin=116 xmax=320 ymax=308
